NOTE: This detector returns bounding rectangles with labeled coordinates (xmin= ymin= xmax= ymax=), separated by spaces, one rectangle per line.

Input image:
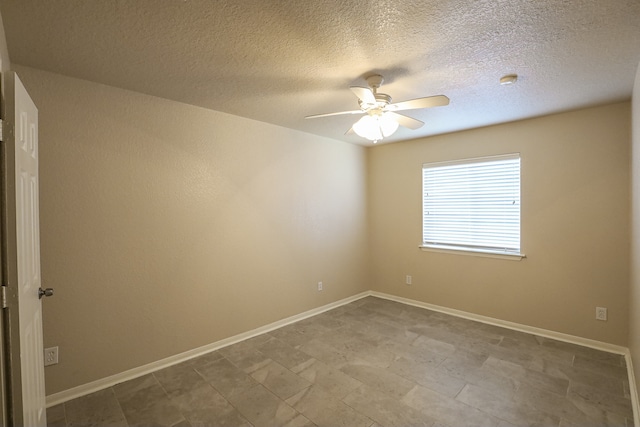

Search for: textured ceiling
xmin=1 ymin=0 xmax=639 ymax=145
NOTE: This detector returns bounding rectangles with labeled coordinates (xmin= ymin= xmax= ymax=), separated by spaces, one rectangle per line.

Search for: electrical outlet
xmin=317 ymin=281 xmax=323 ymax=291
xmin=44 ymin=346 xmax=58 ymax=366
xmin=596 ymin=307 xmax=607 ymax=321
xmin=405 ymin=275 xmax=412 ymax=285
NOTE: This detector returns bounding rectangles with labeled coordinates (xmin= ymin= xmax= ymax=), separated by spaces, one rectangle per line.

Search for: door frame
xmin=1 ymin=70 xmax=26 ymax=426
xmin=0 ymin=68 xmax=8 ymax=427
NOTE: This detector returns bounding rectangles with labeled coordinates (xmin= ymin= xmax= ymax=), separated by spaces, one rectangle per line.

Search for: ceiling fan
xmin=305 ymin=74 xmax=449 ymax=143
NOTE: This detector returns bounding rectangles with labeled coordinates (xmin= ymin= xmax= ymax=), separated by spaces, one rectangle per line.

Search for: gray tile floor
xmin=47 ymin=296 xmax=635 ymax=426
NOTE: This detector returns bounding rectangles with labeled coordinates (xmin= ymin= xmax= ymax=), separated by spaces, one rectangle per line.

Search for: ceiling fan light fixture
xmin=353 ymin=115 xmax=382 ymax=141
xmin=353 ymin=113 xmax=399 ymax=142
xmin=379 ymin=113 xmax=399 ymax=137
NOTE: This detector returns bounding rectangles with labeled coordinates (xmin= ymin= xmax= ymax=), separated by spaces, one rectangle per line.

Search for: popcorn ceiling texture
xmin=1 ymin=0 xmax=639 ymax=144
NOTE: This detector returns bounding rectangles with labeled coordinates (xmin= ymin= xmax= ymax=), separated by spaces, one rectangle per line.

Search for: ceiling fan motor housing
xmin=362 ymin=75 xmax=392 ymax=112
xmin=375 ymin=93 xmax=392 ymax=107
xmin=359 ymin=91 xmax=392 ymax=111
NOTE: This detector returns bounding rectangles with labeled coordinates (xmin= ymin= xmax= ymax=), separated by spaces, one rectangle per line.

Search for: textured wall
xmin=14 ymin=65 xmax=369 ymax=395
xmin=630 ymin=63 xmax=640 ymax=400
xmin=0 ymin=11 xmax=8 ymax=72
xmin=368 ymin=103 xmax=631 ymax=345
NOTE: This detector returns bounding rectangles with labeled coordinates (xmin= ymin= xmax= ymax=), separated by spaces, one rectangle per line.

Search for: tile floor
xmin=47 ymin=296 xmax=635 ymax=426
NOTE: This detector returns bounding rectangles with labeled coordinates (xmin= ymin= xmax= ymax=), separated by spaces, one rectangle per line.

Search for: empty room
xmin=0 ymin=1 xmax=639 ymax=426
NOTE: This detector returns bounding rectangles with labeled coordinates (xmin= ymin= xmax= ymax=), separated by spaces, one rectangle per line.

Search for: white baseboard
xmin=45 ymin=291 xmax=369 ymax=407
xmin=47 ymin=290 xmax=640 ymax=425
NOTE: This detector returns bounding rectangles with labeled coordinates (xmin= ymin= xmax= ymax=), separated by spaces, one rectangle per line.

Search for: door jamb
xmin=0 ymin=71 xmax=23 ymax=427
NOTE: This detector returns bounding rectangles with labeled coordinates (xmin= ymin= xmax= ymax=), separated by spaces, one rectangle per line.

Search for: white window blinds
xmin=422 ymin=154 xmax=521 ymax=254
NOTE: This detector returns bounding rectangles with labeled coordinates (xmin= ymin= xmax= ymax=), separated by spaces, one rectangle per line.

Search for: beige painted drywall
xmin=368 ymin=103 xmax=631 ymax=345
xmin=0 ymin=8 xmax=10 ymax=113
xmin=630 ymin=62 xmax=640 ymax=400
xmin=13 ymin=65 xmax=369 ymax=395
xmin=0 ymin=10 xmax=9 ymax=73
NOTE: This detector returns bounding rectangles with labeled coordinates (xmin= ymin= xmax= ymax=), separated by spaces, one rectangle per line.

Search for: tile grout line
xmin=151 ymin=371 xmax=191 ymax=427
xmin=110 ymin=386 xmax=130 ymax=427
xmin=190 ymin=356 xmax=266 ymax=427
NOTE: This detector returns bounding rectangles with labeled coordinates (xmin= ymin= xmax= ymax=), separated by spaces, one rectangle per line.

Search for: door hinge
xmin=1 ymin=286 xmax=7 ymax=309
xmin=0 ymin=118 xmax=3 ymax=142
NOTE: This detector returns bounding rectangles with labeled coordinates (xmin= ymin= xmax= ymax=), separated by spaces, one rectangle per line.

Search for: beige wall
xmin=0 ymin=11 xmax=9 ymax=72
xmin=0 ymin=9 xmax=10 ymax=112
xmin=630 ymin=63 xmax=640 ymax=399
xmin=14 ymin=65 xmax=369 ymax=395
xmin=368 ymin=103 xmax=631 ymax=345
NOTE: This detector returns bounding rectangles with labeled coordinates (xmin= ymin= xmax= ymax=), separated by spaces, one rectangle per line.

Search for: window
xmin=422 ymin=153 xmax=522 ymax=258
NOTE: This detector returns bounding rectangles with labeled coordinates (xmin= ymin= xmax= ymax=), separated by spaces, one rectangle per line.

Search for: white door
xmin=3 ymin=71 xmax=46 ymax=426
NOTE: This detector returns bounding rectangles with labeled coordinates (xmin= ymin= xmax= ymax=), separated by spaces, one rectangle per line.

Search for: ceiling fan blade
xmin=387 ymin=112 xmax=424 ymax=130
xmin=388 ymin=95 xmax=450 ymax=111
xmin=305 ymin=110 xmax=364 ymax=119
xmin=350 ymin=86 xmax=376 ymax=105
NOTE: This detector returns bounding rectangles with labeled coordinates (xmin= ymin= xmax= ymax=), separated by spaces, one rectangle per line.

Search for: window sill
xmin=419 ymin=244 xmax=526 ymax=261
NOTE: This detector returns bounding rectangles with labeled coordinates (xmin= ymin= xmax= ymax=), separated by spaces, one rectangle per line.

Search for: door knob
xmin=38 ymin=288 xmax=54 ymax=299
